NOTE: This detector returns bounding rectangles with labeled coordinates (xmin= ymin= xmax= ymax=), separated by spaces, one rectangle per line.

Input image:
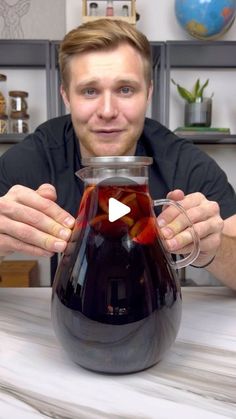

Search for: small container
xmin=184 ymin=98 xmax=212 ymax=127
xmin=106 ymin=0 xmax=114 ymax=16
xmin=10 ymin=111 xmax=29 ymax=134
xmin=0 ymin=74 xmax=7 ymax=114
xmin=89 ymin=2 xmax=98 ymax=16
xmin=9 ymin=90 xmax=28 ymax=112
xmin=122 ymin=5 xmax=129 ymax=17
xmin=0 ymin=113 xmax=8 ymax=134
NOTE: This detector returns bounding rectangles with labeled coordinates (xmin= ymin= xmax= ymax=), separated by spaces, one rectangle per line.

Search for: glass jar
xmin=106 ymin=0 xmax=114 ymax=16
xmin=10 ymin=111 xmax=29 ymax=134
xmin=0 ymin=74 xmax=7 ymax=114
xmin=122 ymin=5 xmax=129 ymax=16
xmin=89 ymin=2 xmax=98 ymax=16
xmin=9 ymin=90 xmax=28 ymax=112
xmin=0 ymin=113 xmax=8 ymax=134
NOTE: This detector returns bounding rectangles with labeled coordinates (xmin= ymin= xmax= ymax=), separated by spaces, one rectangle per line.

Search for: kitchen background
xmin=0 ymin=0 xmax=236 ymax=285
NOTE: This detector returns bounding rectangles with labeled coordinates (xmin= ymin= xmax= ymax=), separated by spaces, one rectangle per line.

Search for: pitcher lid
xmin=81 ymin=156 xmax=153 ymax=166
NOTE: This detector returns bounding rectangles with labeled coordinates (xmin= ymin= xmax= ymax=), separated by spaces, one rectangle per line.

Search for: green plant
xmin=171 ymin=78 xmax=213 ymax=103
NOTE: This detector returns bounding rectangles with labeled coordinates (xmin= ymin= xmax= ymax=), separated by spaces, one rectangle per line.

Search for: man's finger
xmin=6 ymin=185 xmax=75 ymax=228
xmin=0 ymin=233 xmax=55 ymax=257
xmin=36 ymin=183 xmax=57 ymax=201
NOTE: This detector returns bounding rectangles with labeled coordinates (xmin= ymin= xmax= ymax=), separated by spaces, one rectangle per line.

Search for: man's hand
xmin=0 ymin=184 xmax=75 ymax=257
xmin=157 ymin=189 xmax=224 ymax=266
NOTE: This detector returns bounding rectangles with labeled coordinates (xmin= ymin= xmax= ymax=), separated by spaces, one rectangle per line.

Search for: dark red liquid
xmin=51 ymin=182 xmax=182 ymax=373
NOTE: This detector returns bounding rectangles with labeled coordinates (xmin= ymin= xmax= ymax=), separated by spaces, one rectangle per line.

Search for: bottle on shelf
xmin=106 ymin=0 xmax=114 ymax=16
xmin=122 ymin=5 xmax=129 ymax=17
xmin=89 ymin=2 xmax=98 ymax=16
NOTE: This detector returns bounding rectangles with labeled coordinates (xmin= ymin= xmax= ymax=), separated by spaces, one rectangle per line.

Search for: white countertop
xmin=0 ymin=286 xmax=236 ymax=419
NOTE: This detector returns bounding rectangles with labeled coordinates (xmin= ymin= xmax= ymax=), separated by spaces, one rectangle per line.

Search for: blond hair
xmin=59 ymin=19 xmax=152 ymax=90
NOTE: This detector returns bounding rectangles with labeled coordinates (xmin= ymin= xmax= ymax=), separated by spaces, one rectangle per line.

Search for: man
xmin=0 ymin=19 xmax=235 ymax=288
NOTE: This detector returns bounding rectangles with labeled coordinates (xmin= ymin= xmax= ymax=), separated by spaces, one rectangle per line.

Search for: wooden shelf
xmin=0 ymin=40 xmax=51 ymax=119
xmin=82 ymin=15 xmax=136 ymax=24
xmin=165 ymin=41 xmax=236 ymax=128
xmin=82 ymin=0 xmax=136 ymax=25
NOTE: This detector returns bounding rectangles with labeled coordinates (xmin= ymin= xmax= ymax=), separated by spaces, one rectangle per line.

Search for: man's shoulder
xmin=142 ymin=118 xmax=189 ymax=157
xmin=143 ymin=118 xmax=180 ymax=143
xmin=35 ymin=114 xmax=74 ymax=148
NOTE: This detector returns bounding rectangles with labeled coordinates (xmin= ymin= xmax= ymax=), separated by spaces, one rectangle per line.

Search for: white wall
xmin=66 ymin=0 xmax=236 ymax=40
xmin=136 ymin=0 xmax=236 ymax=41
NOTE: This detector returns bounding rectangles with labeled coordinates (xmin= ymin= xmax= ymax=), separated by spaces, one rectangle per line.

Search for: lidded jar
xmin=9 ymin=90 xmax=28 ymax=112
xmin=89 ymin=2 xmax=98 ymax=16
xmin=10 ymin=111 xmax=29 ymax=134
xmin=122 ymin=4 xmax=129 ymax=16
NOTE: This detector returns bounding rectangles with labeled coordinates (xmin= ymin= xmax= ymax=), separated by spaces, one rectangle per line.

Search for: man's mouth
xmin=94 ymin=129 xmax=123 ymax=134
xmin=92 ymin=129 xmax=124 ymax=139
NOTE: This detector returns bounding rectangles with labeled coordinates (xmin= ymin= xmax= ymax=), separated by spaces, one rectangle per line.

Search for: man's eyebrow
xmin=75 ymin=78 xmax=100 ymax=88
xmin=75 ymin=78 xmax=141 ymax=88
xmin=116 ymin=78 xmax=141 ymax=86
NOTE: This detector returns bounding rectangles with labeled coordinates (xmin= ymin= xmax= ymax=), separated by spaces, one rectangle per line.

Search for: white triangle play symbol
xmin=108 ymin=198 xmax=131 ymax=222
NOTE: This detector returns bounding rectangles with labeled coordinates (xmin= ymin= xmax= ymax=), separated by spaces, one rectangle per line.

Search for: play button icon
xmin=108 ymin=198 xmax=131 ymax=222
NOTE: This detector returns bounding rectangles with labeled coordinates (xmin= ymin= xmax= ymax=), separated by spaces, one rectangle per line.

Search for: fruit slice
xmin=77 ymin=185 xmax=95 ymax=216
xmin=130 ymin=216 xmax=157 ymax=244
xmin=136 ymin=193 xmax=152 ymax=216
xmin=121 ymin=192 xmax=141 ymax=219
xmin=76 ymin=185 xmax=96 ymax=229
xmin=89 ymin=213 xmax=108 ymax=226
xmin=90 ymin=213 xmax=134 ymax=237
xmin=98 ymin=187 xmax=123 ymax=213
xmin=121 ymin=192 xmax=136 ymax=205
xmin=120 ymin=215 xmax=134 ymax=227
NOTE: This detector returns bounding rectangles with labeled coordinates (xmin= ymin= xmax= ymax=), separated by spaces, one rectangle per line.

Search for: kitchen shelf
xmin=0 ymin=40 xmax=51 ymax=120
xmin=165 ymin=40 xmax=236 ymax=128
xmin=82 ymin=0 xmax=136 ymax=25
xmin=194 ymin=137 xmax=236 ymax=145
xmin=0 ymin=134 xmax=25 ymax=144
xmin=177 ymin=134 xmax=236 ymax=145
xmin=1 ymin=40 xmax=235 ymax=146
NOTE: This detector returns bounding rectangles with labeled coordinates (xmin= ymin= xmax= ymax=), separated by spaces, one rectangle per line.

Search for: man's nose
xmin=97 ymin=92 xmax=118 ymax=119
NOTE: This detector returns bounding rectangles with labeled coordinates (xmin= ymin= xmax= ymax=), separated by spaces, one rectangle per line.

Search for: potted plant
xmin=171 ymin=78 xmax=213 ymax=127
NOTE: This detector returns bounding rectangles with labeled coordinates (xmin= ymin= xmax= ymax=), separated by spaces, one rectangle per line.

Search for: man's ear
xmin=60 ymin=85 xmax=70 ymax=111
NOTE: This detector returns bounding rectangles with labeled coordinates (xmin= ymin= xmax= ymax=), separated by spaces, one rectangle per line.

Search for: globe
xmin=175 ymin=0 xmax=236 ymax=40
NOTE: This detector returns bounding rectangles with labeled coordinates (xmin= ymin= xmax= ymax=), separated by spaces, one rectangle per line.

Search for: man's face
xmin=61 ymin=43 xmax=153 ymax=158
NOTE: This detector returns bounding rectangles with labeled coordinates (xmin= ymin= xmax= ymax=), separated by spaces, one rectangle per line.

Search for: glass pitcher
xmin=51 ymin=156 xmax=199 ymax=374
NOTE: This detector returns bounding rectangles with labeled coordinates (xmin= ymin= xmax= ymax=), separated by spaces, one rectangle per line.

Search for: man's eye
xmin=82 ymin=88 xmax=97 ymax=97
xmin=120 ymin=86 xmax=133 ymax=95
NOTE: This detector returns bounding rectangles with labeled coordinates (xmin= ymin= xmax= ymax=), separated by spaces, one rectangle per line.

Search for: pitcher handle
xmin=153 ymin=198 xmax=200 ymax=269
